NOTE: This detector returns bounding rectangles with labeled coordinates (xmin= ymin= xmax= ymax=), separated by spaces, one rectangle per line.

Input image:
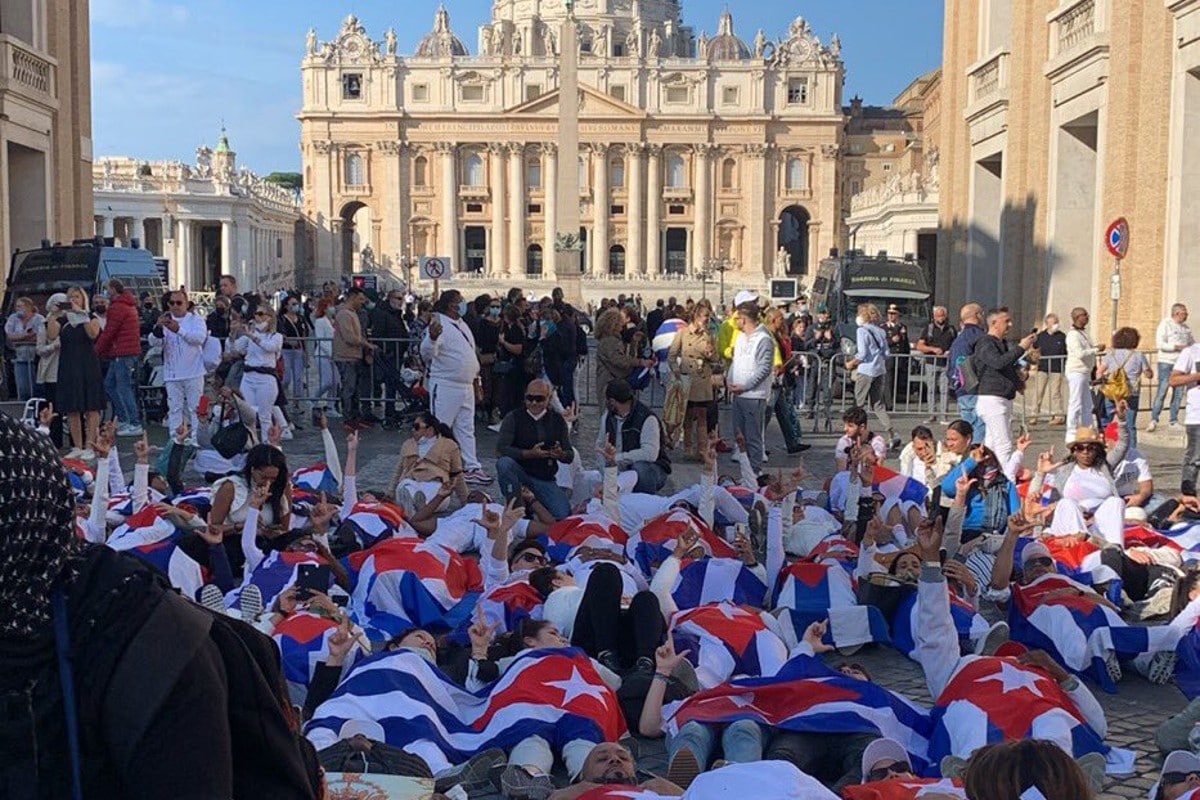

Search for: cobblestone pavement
xmin=52 ymin=397 xmax=1190 ymax=797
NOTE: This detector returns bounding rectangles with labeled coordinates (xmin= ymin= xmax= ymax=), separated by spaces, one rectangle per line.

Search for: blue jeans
xmin=767 ymin=386 xmax=803 ymax=450
xmin=957 ymin=393 xmax=982 ymax=443
xmin=12 ymin=360 xmax=35 ymax=402
xmin=627 ymin=460 xmax=668 ymax=494
xmin=1152 ymin=367 xmax=1184 ymax=425
xmin=669 ymin=720 xmax=765 ymax=767
xmin=496 ymin=456 xmax=572 ymax=520
xmin=1104 ymin=395 xmax=1140 ymax=449
xmin=103 ymin=355 xmax=141 ymax=425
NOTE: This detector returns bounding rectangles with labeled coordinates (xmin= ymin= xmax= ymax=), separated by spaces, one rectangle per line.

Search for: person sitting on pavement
xmin=835 ymin=406 xmax=888 ymax=471
xmin=1149 ymin=750 xmax=1200 ymax=800
xmin=596 ymin=379 xmax=672 ymax=495
xmin=495 ymin=378 xmax=576 ymax=521
xmin=391 ymin=411 xmax=468 ymax=516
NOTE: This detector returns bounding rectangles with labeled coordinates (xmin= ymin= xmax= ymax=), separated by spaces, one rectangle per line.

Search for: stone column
xmin=489 ymin=143 xmax=508 ymax=277
xmin=645 ymin=144 xmax=662 ymax=275
xmin=627 ymin=143 xmax=645 ymax=275
xmin=543 ymin=143 xmax=558 ymax=280
xmin=592 ymin=143 xmax=610 ymax=278
xmin=507 ymin=143 xmax=525 ymax=278
xmin=903 ymin=229 xmax=919 ymax=258
xmin=99 ymin=216 xmax=114 ymax=238
xmin=693 ymin=143 xmax=712 ymax=275
xmin=175 ymin=220 xmax=190 ymax=290
xmin=131 ymin=217 xmax=146 ymax=248
xmin=221 ymin=220 xmax=235 ymax=281
xmin=746 ymin=143 xmax=769 ymax=276
xmin=436 ymin=143 xmax=458 ymax=268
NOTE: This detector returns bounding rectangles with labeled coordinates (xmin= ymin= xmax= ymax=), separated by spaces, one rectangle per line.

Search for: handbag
xmin=211 ymin=403 xmax=251 ymax=459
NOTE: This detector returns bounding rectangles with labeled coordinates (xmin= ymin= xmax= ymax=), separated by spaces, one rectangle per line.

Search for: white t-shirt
xmin=1112 ymin=452 xmax=1152 ymax=499
xmin=1174 ymin=343 xmax=1200 ymax=424
xmin=835 ymin=433 xmax=887 ymax=463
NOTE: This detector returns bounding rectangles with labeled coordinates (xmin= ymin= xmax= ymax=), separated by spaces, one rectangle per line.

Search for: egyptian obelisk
xmin=554 ymin=1 xmax=584 ymax=305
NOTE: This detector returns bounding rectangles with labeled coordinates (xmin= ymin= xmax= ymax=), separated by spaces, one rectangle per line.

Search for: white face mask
xmin=255 ymin=321 xmax=269 ymax=332
xmin=408 ymin=646 xmax=436 ymax=664
xmin=1048 ymin=323 xmax=1060 ymax=333
xmin=855 ymin=316 xmax=866 ymax=327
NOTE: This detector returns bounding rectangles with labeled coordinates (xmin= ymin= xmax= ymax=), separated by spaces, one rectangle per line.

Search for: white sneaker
xmin=974 ymin=620 xmax=1010 ymax=656
xmin=281 ymin=426 xmax=295 ymax=441
xmin=1146 ymin=420 xmax=1158 ymax=433
xmin=487 ymin=422 xmax=502 ymax=433
xmin=78 ymin=449 xmax=96 ymax=462
xmin=118 ymin=424 xmax=144 ymax=437
xmin=1171 ymin=421 xmax=1183 ymax=431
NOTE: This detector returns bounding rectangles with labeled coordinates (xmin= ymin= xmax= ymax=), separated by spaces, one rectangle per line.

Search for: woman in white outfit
xmin=1065 ymin=307 xmax=1103 ymax=443
xmin=231 ymin=305 xmax=284 ymax=442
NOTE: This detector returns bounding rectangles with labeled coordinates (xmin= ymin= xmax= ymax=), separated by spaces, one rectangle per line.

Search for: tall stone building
xmin=939 ymin=0 xmax=1194 ymax=337
xmin=0 ymin=0 xmax=94 ymax=284
xmin=299 ymin=1 xmax=845 ymax=303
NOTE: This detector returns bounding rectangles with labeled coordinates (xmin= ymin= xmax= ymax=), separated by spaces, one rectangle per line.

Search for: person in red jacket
xmin=93 ymin=278 xmax=145 ymax=436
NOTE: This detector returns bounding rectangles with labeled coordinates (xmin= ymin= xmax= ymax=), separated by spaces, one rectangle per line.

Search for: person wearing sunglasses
xmin=153 ymin=289 xmax=209 ymax=445
xmin=391 ymin=411 xmax=468 ymax=515
xmin=494 ymin=378 xmax=575 ymax=521
xmin=1153 ymin=751 xmax=1200 ymax=800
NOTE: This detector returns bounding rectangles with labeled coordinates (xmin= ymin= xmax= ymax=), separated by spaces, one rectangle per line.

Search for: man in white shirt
xmin=420 ymin=289 xmax=490 ymax=485
xmin=1064 ymin=306 xmax=1103 ymax=443
xmin=154 ymin=290 xmax=208 ymax=444
xmin=1169 ymin=342 xmax=1200 ymax=500
xmin=727 ymin=300 xmax=775 ymax=474
xmin=1150 ymin=303 xmax=1194 ymax=432
xmin=595 ymin=379 xmax=670 ymax=494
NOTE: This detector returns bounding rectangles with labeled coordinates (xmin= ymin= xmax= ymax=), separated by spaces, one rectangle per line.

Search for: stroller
xmin=138 ymin=339 xmax=168 ymax=424
xmin=372 ymin=351 xmax=429 ymax=426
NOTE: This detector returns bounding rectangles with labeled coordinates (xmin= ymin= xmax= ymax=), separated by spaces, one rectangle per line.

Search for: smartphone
xmin=295 ymin=564 xmax=330 ymax=599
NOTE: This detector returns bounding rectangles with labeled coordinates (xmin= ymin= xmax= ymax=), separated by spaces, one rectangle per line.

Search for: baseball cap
xmin=1150 ymin=751 xmax=1200 ymax=799
xmin=1020 ymin=540 xmax=1052 ymax=568
xmin=733 ymin=290 xmax=759 ymax=308
xmin=339 ymin=719 xmax=385 ymax=742
xmin=860 ymin=738 xmax=912 ymax=780
xmin=605 ymin=379 xmax=634 ymax=403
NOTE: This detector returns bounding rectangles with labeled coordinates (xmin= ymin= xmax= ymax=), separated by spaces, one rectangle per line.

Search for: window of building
xmin=609 ymin=244 xmax=626 ymax=275
xmin=527 ymin=244 xmax=543 ymax=275
xmin=666 ymin=153 xmax=687 ymax=189
xmin=610 ymin=204 xmax=625 ymax=215
xmin=851 ymin=180 xmax=861 ymax=195
xmin=413 ymin=156 xmax=428 ymax=188
xmin=668 ymin=204 xmax=685 ymax=215
xmin=525 ymin=84 xmax=543 ymax=102
xmin=527 ymin=157 xmax=542 ymax=189
xmin=276 ymin=238 xmax=283 ymax=258
xmin=610 ymin=157 xmax=626 ymax=188
xmin=613 ymin=43 xmax=625 ymax=57
xmin=722 ymin=86 xmax=739 ymax=106
xmin=786 ymin=157 xmax=807 ymax=191
xmin=527 ymin=203 xmax=542 ymax=214
xmin=581 ymin=39 xmax=592 ymax=54
xmin=610 ymin=85 xmax=626 ymax=102
xmin=464 ymin=153 xmax=485 ymax=187
xmin=343 ymin=73 xmax=363 ymax=100
xmin=412 ymin=83 xmax=429 ymax=102
xmin=882 ymin=163 xmax=892 ymax=172
xmin=666 ymin=86 xmax=690 ymax=104
xmin=461 ymin=84 xmax=485 ymax=102
xmin=465 ymin=202 xmax=483 ymax=213
xmin=787 ymin=77 xmax=808 ymax=105
xmin=721 ymin=158 xmax=737 ymax=189
xmin=345 ymin=153 xmax=366 ymax=187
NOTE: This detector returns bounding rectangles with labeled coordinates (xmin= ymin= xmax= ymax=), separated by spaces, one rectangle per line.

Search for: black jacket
xmin=496 ymin=409 xmax=574 ymax=481
xmin=973 ymin=334 xmax=1026 ymax=400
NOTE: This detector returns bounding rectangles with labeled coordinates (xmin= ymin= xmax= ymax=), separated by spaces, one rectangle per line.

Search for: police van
xmin=2 ymin=238 xmax=167 ymax=317
xmin=808 ymin=250 xmax=932 ymax=356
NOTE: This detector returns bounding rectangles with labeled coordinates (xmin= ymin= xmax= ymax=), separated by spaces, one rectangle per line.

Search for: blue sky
xmin=90 ymin=0 xmax=943 ymax=173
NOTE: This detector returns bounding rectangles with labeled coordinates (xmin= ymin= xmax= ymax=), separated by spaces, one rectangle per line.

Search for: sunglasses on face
xmin=170 ymin=300 xmax=186 ymax=306
xmin=525 ymin=394 xmax=547 ymax=402
xmin=866 ymin=762 xmax=910 ymax=782
xmin=516 ymin=551 xmax=547 ymax=565
xmin=255 ymin=311 xmax=270 ymax=318
xmin=412 ymin=422 xmax=426 ymax=431
xmin=1163 ymin=771 xmax=1200 ymax=785
xmin=1026 ymin=557 xmax=1054 ymax=570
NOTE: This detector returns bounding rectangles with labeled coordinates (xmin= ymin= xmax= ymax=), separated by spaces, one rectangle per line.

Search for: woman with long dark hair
xmin=391 ymin=411 xmax=466 ymax=514
xmin=209 ymin=444 xmax=292 ymax=573
xmin=47 ymin=286 xmax=105 ymax=459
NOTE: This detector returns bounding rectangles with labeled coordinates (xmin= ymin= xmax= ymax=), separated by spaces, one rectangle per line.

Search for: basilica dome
xmin=416 ymin=5 xmax=470 ymax=58
xmin=705 ymin=10 xmax=750 ymax=62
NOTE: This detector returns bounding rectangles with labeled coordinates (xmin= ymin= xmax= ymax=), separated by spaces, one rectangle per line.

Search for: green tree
xmin=263 ymin=172 xmax=303 ymax=191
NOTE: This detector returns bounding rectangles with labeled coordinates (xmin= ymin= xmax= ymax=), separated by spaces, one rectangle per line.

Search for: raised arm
xmin=913 ymin=517 xmax=961 ymax=699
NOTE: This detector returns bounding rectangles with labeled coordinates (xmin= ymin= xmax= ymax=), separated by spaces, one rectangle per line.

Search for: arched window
xmin=464 ymin=152 xmax=485 ymax=187
xmin=413 ymin=156 xmax=428 ymax=188
xmin=527 ymin=244 xmax=543 ymax=276
xmin=721 ymin=158 xmax=737 ymax=190
xmin=345 ymin=153 xmax=365 ymax=187
xmin=527 ymin=157 xmax=542 ymax=190
xmin=608 ymin=244 xmax=626 ymax=276
xmin=786 ymin=157 xmax=807 ymax=191
xmin=666 ymin=153 xmax=686 ymax=189
xmin=610 ymin=157 xmax=626 ymax=189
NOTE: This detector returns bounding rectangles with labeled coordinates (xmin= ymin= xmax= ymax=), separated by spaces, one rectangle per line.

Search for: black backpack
xmin=576 ymin=324 xmax=590 ymax=357
xmin=317 ymin=738 xmax=434 ymax=778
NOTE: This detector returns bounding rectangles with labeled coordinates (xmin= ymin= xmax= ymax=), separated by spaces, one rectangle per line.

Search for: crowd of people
xmin=2 ymin=280 xmax=1200 ymax=800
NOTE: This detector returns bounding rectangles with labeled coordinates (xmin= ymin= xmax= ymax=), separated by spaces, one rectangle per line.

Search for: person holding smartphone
xmin=47 ymin=286 xmax=104 ymax=460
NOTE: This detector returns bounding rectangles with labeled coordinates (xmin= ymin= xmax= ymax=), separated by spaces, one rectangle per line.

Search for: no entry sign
xmin=420 ymin=257 xmax=451 ymax=281
xmin=1105 ymin=218 xmax=1129 ymax=260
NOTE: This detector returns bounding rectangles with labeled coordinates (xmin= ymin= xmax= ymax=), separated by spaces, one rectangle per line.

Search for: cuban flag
xmin=542 ymin=513 xmax=629 ymax=563
xmin=775 ymin=606 xmax=892 ymax=654
xmin=292 ymin=463 xmax=340 ymax=495
xmin=337 ymin=500 xmax=410 ymax=550
xmin=1176 ymin=621 xmax=1200 ymax=700
xmin=627 ymin=508 xmax=737 ymax=576
xmin=171 ymin=486 xmax=213 ymax=518
xmin=62 ymin=459 xmax=94 ymax=501
xmin=663 ymin=655 xmax=934 ymax=774
xmin=1037 ymin=537 xmax=1120 ymax=589
xmin=1145 ymin=521 xmax=1200 ymax=556
xmin=716 ymin=485 xmax=758 ymax=528
xmin=842 ymin=779 xmax=966 ymax=800
xmin=670 ymin=603 xmax=789 ymax=688
xmin=873 ymin=465 xmax=928 ymax=512
xmin=807 ymin=537 xmax=861 ymax=579
xmin=105 ymin=487 xmax=167 ymax=525
xmin=106 ymin=507 xmax=205 ymax=599
xmin=226 ymin=550 xmax=325 ymax=614
xmin=346 ymin=538 xmax=482 ymax=638
xmin=890 ymin=590 xmax=989 ymax=661
xmin=306 ymin=647 xmax=625 ymax=770
xmin=671 ymin=558 xmax=768 ymax=610
xmin=929 ymin=656 xmax=1109 ymax=769
xmin=653 ymin=318 xmax=687 ymax=365
xmin=1008 ymin=574 xmax=1176 ymax=692
xmin=272 ymin=610 xmax=365 ymax=705
xmin=773 ymin=561 xmax=858 ymax=611
xmin=448 ymin=578 xmax=545 ymax=647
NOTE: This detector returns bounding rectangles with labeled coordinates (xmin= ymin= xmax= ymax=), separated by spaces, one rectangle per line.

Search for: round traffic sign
xmin=1105 ymin=218 xmax=1129 ymax=260
xmin=426 ymin=258 xmax=445 ymax=279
